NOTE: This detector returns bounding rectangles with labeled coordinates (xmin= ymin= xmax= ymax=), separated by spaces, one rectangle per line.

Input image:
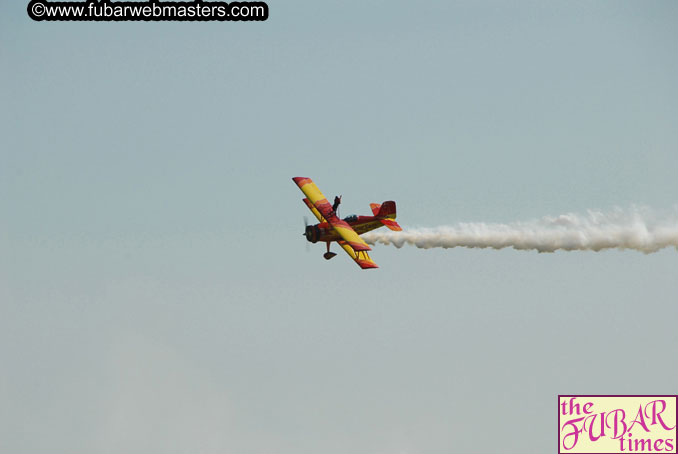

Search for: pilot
xmin=332 ymin=195 xmax=341 ymax=212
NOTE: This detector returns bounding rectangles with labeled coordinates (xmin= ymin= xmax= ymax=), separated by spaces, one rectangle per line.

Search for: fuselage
xmin=304 ymin=215 xmax=384 ymax=244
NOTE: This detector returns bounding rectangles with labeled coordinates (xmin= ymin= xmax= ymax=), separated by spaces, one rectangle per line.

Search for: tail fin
xmin=372 ymin=201 xmax=402 ymax=231
xmin=377 ymin=201 xmax=396 ymax=218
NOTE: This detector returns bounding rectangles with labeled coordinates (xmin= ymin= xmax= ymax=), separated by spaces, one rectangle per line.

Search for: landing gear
xmin=323 ymin=243 xmax=337 ymax=260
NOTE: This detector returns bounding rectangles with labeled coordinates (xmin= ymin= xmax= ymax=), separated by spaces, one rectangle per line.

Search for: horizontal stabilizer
xmin=380 ymin=219 xmax=402 ymax=231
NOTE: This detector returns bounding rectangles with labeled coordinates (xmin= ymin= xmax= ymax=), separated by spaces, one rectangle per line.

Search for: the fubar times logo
xmin=559 ymin=396 xmax=677 ymax=453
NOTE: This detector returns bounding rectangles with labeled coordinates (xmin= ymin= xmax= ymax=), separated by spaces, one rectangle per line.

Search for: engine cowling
xmin=304 ymin=225 xmax=320 ymax=243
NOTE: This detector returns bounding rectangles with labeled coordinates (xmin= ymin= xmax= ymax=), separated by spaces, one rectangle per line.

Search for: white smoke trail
xmin=362 ymin=207 xmax=678 ymax=253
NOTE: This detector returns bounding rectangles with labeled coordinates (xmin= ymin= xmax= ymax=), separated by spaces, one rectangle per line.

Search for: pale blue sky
xmin=1 ymin=1 xmax=677 ymax=453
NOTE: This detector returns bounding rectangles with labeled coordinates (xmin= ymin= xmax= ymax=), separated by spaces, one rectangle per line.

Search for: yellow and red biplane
xmin=293 ymin=177 xmax=402 ymax=269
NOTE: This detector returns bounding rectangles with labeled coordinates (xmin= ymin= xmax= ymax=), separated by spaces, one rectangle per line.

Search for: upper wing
xmin=292 ymin=177 xmax=372 ymax=253
xmin=302 ymin=198 xmax=326 ymax=223
xmin=337 ymin=241 xmax=379 ymax=269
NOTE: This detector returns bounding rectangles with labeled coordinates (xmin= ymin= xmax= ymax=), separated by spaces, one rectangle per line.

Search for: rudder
xmin=377 ymin=201 xmax=396 ymax=218
xmin=376 ymin=201 xmax=401 ymax=231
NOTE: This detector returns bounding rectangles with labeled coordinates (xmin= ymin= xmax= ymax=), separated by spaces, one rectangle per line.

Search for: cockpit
xmin=343 ymin=214 xmax=358 ymax=223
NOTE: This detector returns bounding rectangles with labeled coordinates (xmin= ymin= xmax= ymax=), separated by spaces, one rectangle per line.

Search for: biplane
xmin=293 ymin=177 xmax=402 ymax=269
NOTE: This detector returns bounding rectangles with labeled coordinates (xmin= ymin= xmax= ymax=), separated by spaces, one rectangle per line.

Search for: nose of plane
xmin=304 ymin=225 xmax=317 ymax=243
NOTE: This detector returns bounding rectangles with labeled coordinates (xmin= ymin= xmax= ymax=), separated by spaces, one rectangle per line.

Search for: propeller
xmin=303 ymin=216 xmax=310 ymax=252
